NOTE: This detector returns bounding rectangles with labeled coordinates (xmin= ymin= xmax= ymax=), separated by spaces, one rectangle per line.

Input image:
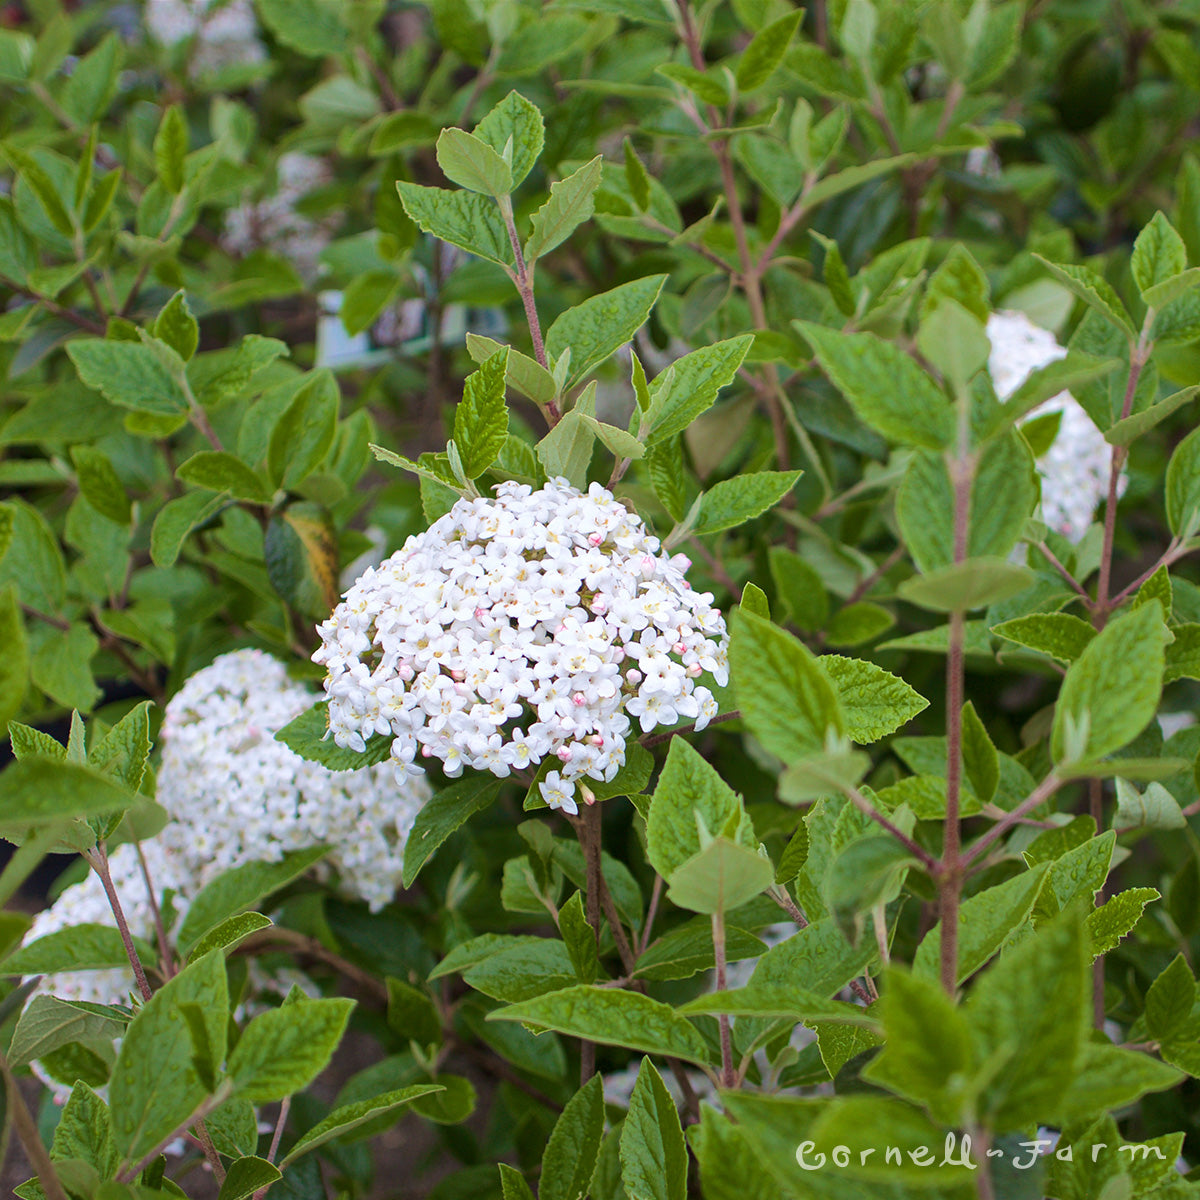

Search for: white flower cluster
xmin=157 ymin=649 xmax=430 ymax=912
xmin=145 ymin=0 xmax=266 ymax=77
xmin=222 ymin=153 xmax=335 ymax=281
xmin=315 ymin=480 xmax=728 ymax=815
xmin=987 ymin=310 xmax=1123 ymax=543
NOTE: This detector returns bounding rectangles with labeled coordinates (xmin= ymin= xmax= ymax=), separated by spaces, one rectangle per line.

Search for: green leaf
xmin=217 ymin=1157 xmax=281 ymax=1200
xmin=914 ymin=864 xmax=1049 ymax=984
xmin=229 ymin=997 xmax=355 ymax=1103
xmin=818 ymin=655 xmax=929 ymax=744
xmin=623 ymin=139 xmax=652 ymax=210
xmin=402 ymin=776 xmax=502 ymax=886
xmin=280 ymin=1085 xmax=443 ymax=1167
xmin=536 ymin=410 xmax=595 ymax=490
xmin=635 ymin=922 xmax=765 ymax=982
xmin=1146 ymin=954 xmax=1196 ymax=1042
xmin=259 ymin=0 xmax=350 ymax=53
xmin=0 ymin=758 xmax=132 ymax=827
xmin=189 ymin=912 xmax=273 ymax=959
xmin=1033 ymin=257 xmax=1135 ymax=337
xmin=667 ymin=836 xmax=774 ymax=915
xmin=176 ymin=847 xmax=329 ymax=955
xmin=620 ymin=1059 xmax=686 ymax=1200
xmin=268 ymin=370 xmax=338 ymax=489
xmin=110 ymin=952 xmax=228 ymax=1160
xmin=1131 ymin=212 xmax=1187 ymax=299
xmin=1055 ymin=1043 xmax=1181 ymax=1123
xmin=474 ymin=90 xmax=545 ymax=189
xmin=730 ymin=609 xmax=844 ymax=761
xmin=992 ymin=613 xmax=1096 ymax=664
xmin=0 ymin=586 xmax=28 ymax=733
xmin=153 ymin=291 xmax=198 ymax=362
xmin=998 ymin=351 xmax=1123 ymax=429
xmin=274 ymin=702 xmax=393 ymax=770
xmin=2 ymin=145 xmax=74 ymax=237
xmin=386 ymin=977 xmax=442 ymax=1046
xmin=489 ymin=986 xmax=710 ymax=1065
xmin=677 ymin=982 xmax=875 ymax=1025
xmin=961 ymin=701 xmax=999 ymax=805
xmin=436 ymin=128 xmax=513 ymax=197
xmin=898 ymin=558 xmax=1034 ymax=612
xmin=558 ymin=891 xmax=598 ymax=984
xmin=453 ymin=348 xmax=510 ymax=479
xmin=1113 ymin=780 xmax=1185 ymax=833
xmin=545 ymin=275 xmax=667 ymax=387
xmin=70 ymin=446 xmax=130 ymax=525
xmin=264 ymin=502 xmax=339 ymax=620
xmin=499 ymin=1164 xmax=536 ymax=1200
xmin=8 ymin=995 xmax=128 ymax=1066
xmin=149 ymin=490 xmax=226 ymax=569
xmin=1 ymin=924 xmax=154 ymax=975
xmin=67 ymin=340 xmax=188 ymax=415
xmin=1166 ymin=426 xmax=1200 ymax=537
xmin=466 ymin=334 xmax=557 ymax=407
xmin=153 ymin=105 xmax=187 ymax=195
xmin=767 ymin=547 xmax=827 ymax=632
xmin=193 ymin=335 xmax=289 ymax=408
xmin=397 ymin=183 xmax=514 ymax=267
xmin=62 ymin=33 xmax=121 ymax=124
xmin=735 ymin=10 xmax=802 ymax=91
xmin=176 ymin=451 xmax=271 ymax=503
xmin=1105 ymin=385 xmax=1200 ymax=447
xmin=1050 ymin=602 xmax=1168 ymax=765
xmin=965 ymin=912 xmax=1091 ymax=1128
xmin=541 ymin=1075 xmax=604 ymax=1200
xmin=50 ymin=1083 xmax=119 ymax=1178
xmin=643 ymin=335 xmax=754 ymax=445
xmin=750 ymin=917 xmax=877 ymax=997
xmin=798 ymin=322 xmax=953 ymax=449
xmin=863 ymin=968 xmax=972 ymax=1125
xmin=691 ymin=470 xmax=801 ymax=537
xmin=525 ymin=156 xmax=603 ymax=261
xmin=1087 ymin=887 xmax=1158 ymax=958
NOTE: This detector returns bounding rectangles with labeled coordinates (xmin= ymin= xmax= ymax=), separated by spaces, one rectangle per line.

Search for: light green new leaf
xmin=110 ymin=951 xmax=228 ymax=1160
xmin=643 ymin=335 xmax=754 ymax=445
xmin=545 ymin=275 xmax=667 ymax=387
xmin=731 ymin=609 xmax=844 ymax=761
xmin=0 ymin=758 xmax=132 ymax=828
xmin=525 ymin=156 xmax=603 ymax=261
xmin=229 ymin=997 xmax=355 ymax=1103
xmin=818 ymin=655 xmax=929 ymax=743
xmin=280 ymin=1085 xmax=444 ymax=1167
xmin=1166 ymin=425 xmax=1200 ymax=537
xmin=176 ymin=451 xmax=272 ymax=503
xmin=71 ymin=446 xmax=131 ymax=524
xmin=799 ymin=322 xmax=953 ymax=449
xmin=402 ymin=776 xmax=502 ymax=886
xmin=8 ymin=995 xmax=128 ymax=1066
xmin=474 ymin=90 xmax=545 ymax=188
xmin=217 ymin=1156 xmax=281 ymax=1200
xmin=436 ymin=128 xmax=513 ymax=196
xmin=992 ymin=613 xmax=1095 ymax=664
xmin=453 ymin=347 xmax=509 ymax=479
xmin=488 ymin=986 xmax=711 ymax=1065
xmin=1 ymin=923 xmax=154 ymax=976
xmin=153 ymin=105 xmax=187 ymax=195
xmin=177 ymin=846 xmax=328 ymax=954
xmin=1131 ymin=212 xmax=1187 ymax=299
xmin=690 ymin=470 xmax=802 ymax=536
xmin=268 ymin=369 xmax=338 ymax=489
xmin=397 ymin=183 xmax=515 ymax=267
xmin=1033 ymin=257 xmax=1135 ymax=337
xmin=67 ymin=340 xmax=188 ymax=415
xmin=1050 ymin=602 xmax=1167 ymax=765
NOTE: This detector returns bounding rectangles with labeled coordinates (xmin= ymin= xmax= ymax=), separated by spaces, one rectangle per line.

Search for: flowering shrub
xmin=2 ymin=3 xmax=1200 ymax=1200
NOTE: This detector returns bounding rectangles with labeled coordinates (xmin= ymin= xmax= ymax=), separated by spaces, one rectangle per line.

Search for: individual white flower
xmin=316 ymin=480 xmax=729 ymax=812
xmin=156 ymin=649 xmax=431 ymax=912
xmin=221 ymin=153 xmax=336 ymax=282
xmin=986 ymin=310 xmax=1124 ymax=543
xmin=145 ymin=0 xmax=266 ymax=77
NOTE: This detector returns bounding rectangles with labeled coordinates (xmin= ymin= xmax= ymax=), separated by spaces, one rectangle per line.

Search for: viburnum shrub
xmin=5 ymin=3 xmax=1200 ymax=1200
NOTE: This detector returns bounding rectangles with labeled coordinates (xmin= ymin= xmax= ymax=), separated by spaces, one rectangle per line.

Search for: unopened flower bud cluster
xmin=157 ymin=649 xmax=430 ymax=911
xmin=315 ymin=480 xmax=728 ymax=815
xmin=222 ymin=153 xmax=336 ymax=281
xmin=145 ymin=0 xmax=266 ymax=78
xmin=987 ymin=310 xmax=1124 ymax=543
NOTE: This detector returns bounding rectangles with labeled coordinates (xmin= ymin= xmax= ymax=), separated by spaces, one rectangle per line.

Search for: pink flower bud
xmin=581 ymin=785 xmax=597 ymax=806
xmin=556 ymin=746 xmax=573 ymax=762
xmin=687 ymin=663 xmax=703 ymax=677
xmin=626 ymin=669 xmax=643 ymax=684
xmin=572 ymin=692 xmax=587 ymax=706
xmin=674 ymin=642 xmax=687 ymax=655
xmin=589 ymin=532 xmax=603 ymax=546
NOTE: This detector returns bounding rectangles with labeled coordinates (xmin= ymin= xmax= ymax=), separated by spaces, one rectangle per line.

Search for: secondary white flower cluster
xmin=315 ymin=480 xmax=728 ymax=815
xmin=987 ymin=310 xmax=1123 ymax=543
xmin=145 ymin=0 xmax=266 ymax=78
xmin=222 ymin=153 xmax=335 ymax=281
xmin=157 ymin=649 xmax=430 ymax=911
